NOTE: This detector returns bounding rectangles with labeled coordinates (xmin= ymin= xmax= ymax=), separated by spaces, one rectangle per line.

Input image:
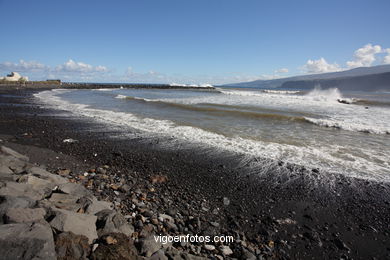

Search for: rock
xmin=158 ymin=213 xmax=174 ymax=223
xmin=55 ymin=232 xmax=90 ymax=260
xmin=0 ymin=195 xmax=37 ymax=224
xmin=57 ymin=169 xmax=71 ymax=177
xmin=83 ymin=197 xmax=113 ymax=215
xmin=95 ymin=209 xmax=134 ymax=237
xmin=150 ymin=175 xmax=168 ymax=184
xmin=0 ymin=222 xmax=56 ymax=260
xmin=204 ymin=244 xmax=215 ymax=251
xmin=63 ymin=138 xmax=78 ymax=143
xmin=139 ymin=236 xmax=163 ymax=257
xmin=27 ymin=166 xmax=68 ymax=185
xmin=49 ymin=208 xmax=98 ymax=244
xmin=0 ymin=167 xmax=17 ymax=182
xmin=219 ymin=245 xmax=233 ymax=255
xmin=223 ymin=197 xmax=230 ymax=206
xmin=57 ymin=182 xmax=92 ymax=197
xmin=47 ymin=193 xmax=81 ymax=211
xmin=1 ymin=146 xmax=29 ymax=161
xmin=334 ymin=238 xmax=350 ymax=251
xmin=18 ymin=175 xmax=55 ymax=197
xmin=0 ymin=182 xmax=45 ymax=200
xmin=276 ymin=218 xmax=297 ymax=225
xmin=91 ymin=233 xmax=140 ymax=260
xmin=210 ymin=221 xmax=220 ymax=227
xmin=0 ymin=154 xmax=28 ymax=174
xmin=241 ymin=248 xmax=256 ymax=260
xmin=165 ymin=247 xmax=207 ymax=259
xmin=4 ymin=207 xmax=46 ymax=223
xmin=150 ymin=249 xmax=168 ymax=260
xmin=0 ymin=165 xmax=13 ymax=175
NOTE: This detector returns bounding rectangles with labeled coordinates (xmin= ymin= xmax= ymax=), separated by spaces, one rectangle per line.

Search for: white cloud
xmin=0 ymin=60 xmax=48 ymax=72
xmin=303 ymin=58 xmax=341 ymax=74
xmin=56 ymin=59 xmax=108 ymax=73
xmin=346 ymin=43 xmax=382 ymax=68
xmin=275 ymin=68 xmax=289 ymax=73
xmin=384 ymin=48 xmax=390 ymax=64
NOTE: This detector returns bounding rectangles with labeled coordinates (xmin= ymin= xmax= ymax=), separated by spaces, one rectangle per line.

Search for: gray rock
xmin=82 ymin=197 xmax=113 ymax=215
xmin=95 ymin=209 xmax=134 ymax=237
xmin=18 ymin=175 xmax=55 ymax=197
xmin=49 ymin=208 xmax=98 ymax=244
xmin=0 ymin=222 xmax=56 ymax=260
xmin=242 ymin=248 xmax=256 ymax=260
xmin=57 ymin=182 xmax=92 ymax=197
xmin=47 ymin=193 xmax=81 ymax=211
xmin=0 ymin=168 xmax=17 ymax=182
xmin=0 ymin=195 xmax=37 ymax=224
xmin=150 ymin=249 xmax=168 ymax=260
xmin=0 ymin=155 xmax=28 ymax=174
xmin=139 ymin=236 xmax=163 ymax=257
xmin=4 ymin=207 xmax=46 ymax=223
xmin=219 ymin=245 xmax=233 ymax=255
xmin=0 ymin=165 xmax=13 ymax=175
xmin=204 ymin=244 xmax=215 ymax=251
xmin=158 ymin=213 xmax=174 ymax=223
xmin=1 ymin=146 xmax=29 ymax=162
xmin=223 ymin=197 xmax=230 ymax=206
xmin=27 ymin=166 xmax=68 ymax=185
xmin=0 ymin=182 xmax=45 ymax=200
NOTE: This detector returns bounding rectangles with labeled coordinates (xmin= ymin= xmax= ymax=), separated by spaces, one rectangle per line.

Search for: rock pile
xmin=1 ymin=145 xmax=242 ymax=259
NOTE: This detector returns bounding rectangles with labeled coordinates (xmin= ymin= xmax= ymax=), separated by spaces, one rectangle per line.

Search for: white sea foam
xmin=171 ymin=88 xmax=390 ymax=135
xmin=34 ymin=89 xmax=390 ymax=182
xmin=115 ymin=94 xmax=127 ymax=99
xmin=94 ymin=88 xmax=115 ymax=91
xmin=262 ymin=89 xmax=301 ymax=94
xmin=170 ymin=83 xmax=213 ymax=88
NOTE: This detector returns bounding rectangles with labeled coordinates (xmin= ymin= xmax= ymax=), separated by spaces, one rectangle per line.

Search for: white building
xmin=0 ymin=72 xmax=28 ymax=82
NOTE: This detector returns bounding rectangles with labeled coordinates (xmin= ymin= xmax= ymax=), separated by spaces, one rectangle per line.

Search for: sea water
xmin=35 ymin=87 xmax=390 ymax=182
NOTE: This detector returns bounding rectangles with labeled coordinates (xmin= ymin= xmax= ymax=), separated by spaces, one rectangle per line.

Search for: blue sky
xmin=0 ymin=0 xmax=389 ymax=84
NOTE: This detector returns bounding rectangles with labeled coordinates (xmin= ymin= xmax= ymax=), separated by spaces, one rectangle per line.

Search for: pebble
xmin=223 ymin=197 xmax=230 ymax=206
xmin=204 ymin=244 xmax=215 ymax=251
xmin=219 ymin=245 xmax=233 ymax=255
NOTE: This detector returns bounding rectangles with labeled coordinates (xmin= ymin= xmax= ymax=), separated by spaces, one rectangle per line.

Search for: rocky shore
xmin=0 ymin=89 xmax=389 ymax=259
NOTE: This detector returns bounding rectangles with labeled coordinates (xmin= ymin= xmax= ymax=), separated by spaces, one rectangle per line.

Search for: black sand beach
xmin=1 ymin=88 xmax=389 ymax=259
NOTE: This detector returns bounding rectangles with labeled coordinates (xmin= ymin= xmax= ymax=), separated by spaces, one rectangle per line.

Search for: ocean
xmin=35 ymin=87 xmax=390 ymax=182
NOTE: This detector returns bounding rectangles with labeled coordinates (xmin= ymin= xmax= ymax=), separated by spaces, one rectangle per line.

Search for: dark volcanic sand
xmin=1 ymin=89 xmax=389 ymax=259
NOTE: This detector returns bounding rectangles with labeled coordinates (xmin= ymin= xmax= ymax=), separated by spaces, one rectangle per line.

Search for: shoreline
xmin=1 ymin=88 xmax=389 ymax=259
xmin=0 ymin=82 xmax=216 ymax=90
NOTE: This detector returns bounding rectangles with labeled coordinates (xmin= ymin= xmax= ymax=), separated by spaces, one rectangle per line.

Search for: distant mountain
xmin=224 ymin=64 xmax=390 ymax=91
xmin=281 ymin=72 xmax=390 ymax=92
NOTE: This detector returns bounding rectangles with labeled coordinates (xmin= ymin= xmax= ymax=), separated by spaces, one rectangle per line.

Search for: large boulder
xmin=55 ymin=232 xmax=91 ymax=260
xmin=1 ymin=146 xmax=29 ymax=162
xmin=0 ymin=182 xmax=45 ymax=200
xmin=57 ymin=182 xmax=92 ymax=197
xmin=17 ymin=175 xmax=56 ymax=197
xmin=42 ymin=193 xmax=112 ymax=214
xmin=26 ymin=166 xmax=68 ymax=186
xmin=95 ymin=209 xmax=134 ymax=237
xmin=4 ymin=207 xmax=46 ymax=224
xmin=49 ymin=208 xmax=98 ymax=244
xmin=0 ymin=222 xmax=56 ymax=260
xmin=0 ymin=195 xmax=37 ymax=224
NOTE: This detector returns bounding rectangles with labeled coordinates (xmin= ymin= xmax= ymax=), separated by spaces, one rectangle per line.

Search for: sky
xmin=0 ymin=0 xmax=390 ymax=84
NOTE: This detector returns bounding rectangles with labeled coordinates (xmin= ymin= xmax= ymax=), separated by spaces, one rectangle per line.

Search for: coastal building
xmin=0 ymin=72 xmax=29 ymax=82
